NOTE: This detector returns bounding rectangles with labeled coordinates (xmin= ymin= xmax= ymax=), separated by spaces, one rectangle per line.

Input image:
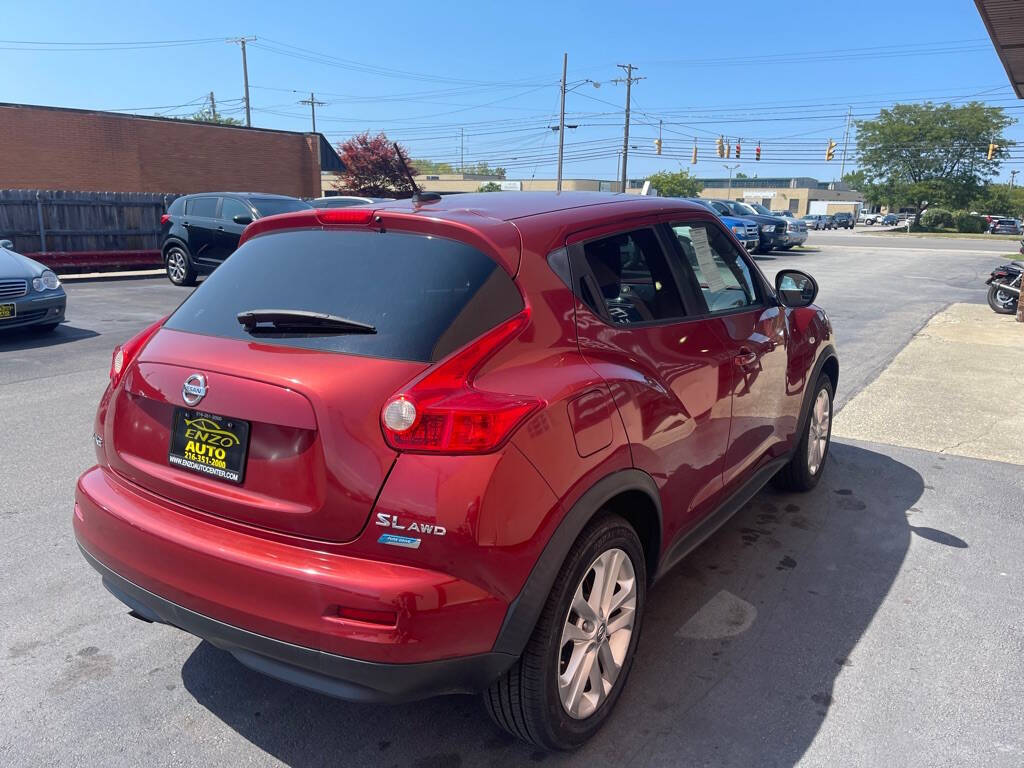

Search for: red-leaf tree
xmin=333 ymin=132 xmax=418 ymax=197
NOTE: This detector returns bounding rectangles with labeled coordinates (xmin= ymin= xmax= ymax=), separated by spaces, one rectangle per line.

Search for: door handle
xmin=217 ymin=226 xmax=225 ymax=232
xmin=735 ymin=347 xmax=758 ymax=367
xmin=183 ymin=221 xmax=191 ymax=227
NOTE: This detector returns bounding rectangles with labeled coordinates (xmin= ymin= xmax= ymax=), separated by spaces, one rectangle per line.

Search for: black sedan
xmin=0 ymin=240 xmax=67 ymax=332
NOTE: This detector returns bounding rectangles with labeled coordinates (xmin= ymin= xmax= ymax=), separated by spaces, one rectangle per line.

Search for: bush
xmin=920 ymin=208 xmax=954 ymax=229
xmin=954 ymin=211 xmax=987 ymax=233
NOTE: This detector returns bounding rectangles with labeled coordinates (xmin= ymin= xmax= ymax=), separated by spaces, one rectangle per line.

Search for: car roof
xmin=181 ymin=192 xmax=301 ymax=199
xmin=369 ymin=191 xmax=704 ymax=222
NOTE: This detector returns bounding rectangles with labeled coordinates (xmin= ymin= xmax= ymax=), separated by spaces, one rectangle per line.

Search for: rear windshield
xmin=164 ymin=229 xmax=523 ymax=362
xmin=250 ymin=198 xmax=312 ymax=217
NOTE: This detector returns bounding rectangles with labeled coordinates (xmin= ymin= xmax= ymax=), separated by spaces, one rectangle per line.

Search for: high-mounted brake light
xmin=381 ymin=309 xmax=542 ymax=454
xmin=238 ymin=208 xmax=376 ymax=247
xmin=110 ymin=316 xmax=166 ymax=387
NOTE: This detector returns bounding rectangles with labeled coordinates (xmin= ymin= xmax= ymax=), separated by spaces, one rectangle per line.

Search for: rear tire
xmin=774 ymin=375 xmax=834 ymax=492
xmin=165 ymin=243 xmax=197 ymax=286
xmin=987 ymin=284 xmax=1018 ymax=314
xmin=484 ymin=514 xmax=646 ymax=751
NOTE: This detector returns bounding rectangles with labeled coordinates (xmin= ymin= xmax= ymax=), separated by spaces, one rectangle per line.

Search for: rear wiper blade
xmin=236 ymin=309 xmax=376 ymax=334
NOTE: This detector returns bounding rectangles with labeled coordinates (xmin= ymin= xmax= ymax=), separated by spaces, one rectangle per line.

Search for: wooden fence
xmin=0 ymin=189 xmax=179 ymax=253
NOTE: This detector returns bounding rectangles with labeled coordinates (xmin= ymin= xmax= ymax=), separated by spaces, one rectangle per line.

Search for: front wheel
xmin=774 ymin=375 xmax=834 ymax=492
xmin=485 ymin=515 xmax=646 ymax=750
xmin=987 ymin=284 xmax=1019 ymax=314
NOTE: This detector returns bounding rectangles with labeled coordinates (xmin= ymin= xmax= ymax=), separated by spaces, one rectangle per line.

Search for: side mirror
xmin=775 ymin=269 xmax=818 ymax=308
xmin=233 ymin=215 xmax=253 ymax=225
xmin=0 ymin=239 xmax=13 ymax=250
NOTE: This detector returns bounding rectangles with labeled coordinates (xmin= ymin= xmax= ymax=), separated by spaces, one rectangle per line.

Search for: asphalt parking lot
xmin=2 ymin=231 xmax=1022 ymax=767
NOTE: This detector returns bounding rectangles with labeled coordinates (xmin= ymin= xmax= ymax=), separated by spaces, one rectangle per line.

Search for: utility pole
xmin=613 ymin=64 xmax=644 ymax=193
xmin=1010 ymin=169 xmax=1019 ymax=189
xmin=208 ymin=91 xmax=217 ymax=122
xmin=557 ymin=52 xmax=567 ymax=192
xmin=299 ymin=92 xmax=325 ymax=133
xmin=460 ymin=128 xmax=464 ymax=173
xmin=839 ymin=106 xmax=853 ymax=179
xmin=228 ymin=36 xmax=256 ymax=127
xmin=723 ymin=163 xmax=741 ymax=198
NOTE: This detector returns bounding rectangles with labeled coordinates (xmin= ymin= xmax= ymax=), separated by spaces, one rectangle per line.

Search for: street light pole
xmin=723 ymin=163 xmax=741 ymax=198
xmin=557 ymin=52 xmax=567 ymax=192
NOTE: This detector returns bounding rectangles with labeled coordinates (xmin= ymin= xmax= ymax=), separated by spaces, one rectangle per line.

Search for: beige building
xmin=696 ymin=177 xmax=863 ymax=217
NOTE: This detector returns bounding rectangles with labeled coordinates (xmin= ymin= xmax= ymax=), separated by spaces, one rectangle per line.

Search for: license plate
xmin=0 ymin=303 xmax=15 ymax=319
xmin=168 ymin=408 xmax=250 ymax=485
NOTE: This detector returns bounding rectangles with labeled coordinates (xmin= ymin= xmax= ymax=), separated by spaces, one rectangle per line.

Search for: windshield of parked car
xmin=748 ymin=203 xmax=774 ymax=215
xmin=724 ymin=201 xmax=757 ymax=216
xmin=249 ymin=197 xmax=313 ymax=217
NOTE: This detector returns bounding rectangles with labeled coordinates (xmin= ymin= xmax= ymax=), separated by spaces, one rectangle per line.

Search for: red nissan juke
xmin=74 ymin=193 xmax=837 ymax=750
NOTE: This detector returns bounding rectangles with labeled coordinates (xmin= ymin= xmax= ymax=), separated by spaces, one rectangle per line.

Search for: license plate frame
xmin=168 ymin=407 xmax=251 ymax=485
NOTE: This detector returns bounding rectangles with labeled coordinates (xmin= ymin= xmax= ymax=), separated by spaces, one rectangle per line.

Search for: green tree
xmin=188 ymin=105 xmax=243 ymax=126
xmin=647 ymin=170 xmax=703 ymax=198
xmin=855 ymin=102 xmax=1014 ymax=229
xmin=970 ymin=183 xmax=1024 ymax=218
xmin=478 ymin=182 xmax=503 ymax=192
xmin=841 ymin=170 xmax=866 ymax=190
xmin=412 ymin=158 xmax=455 ymax=175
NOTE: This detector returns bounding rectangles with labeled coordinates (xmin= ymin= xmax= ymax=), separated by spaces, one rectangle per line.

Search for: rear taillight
xmin=160 ymin=214 xmax=170 ymax=226
xmin=110 ymin=316 xmax=166 ymax=387
xmin=381 ymin=310 xmax=542 ymax=454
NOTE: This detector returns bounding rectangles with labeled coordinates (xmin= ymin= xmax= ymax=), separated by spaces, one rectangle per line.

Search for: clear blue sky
xmin=2 ymin=0 xmax=1020 ymax=184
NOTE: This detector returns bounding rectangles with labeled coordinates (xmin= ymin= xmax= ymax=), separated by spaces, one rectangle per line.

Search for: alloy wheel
xmin=167 ymin=249 xmax=186 ymax=283
xmin=557 ymin=548 xmax=637 ymax=720
xmin=807 ymin=387 xmax=831 ymax=475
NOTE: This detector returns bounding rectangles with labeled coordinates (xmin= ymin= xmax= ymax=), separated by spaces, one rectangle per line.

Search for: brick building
xmin=0 ymin=102 xmax=342 ymax=198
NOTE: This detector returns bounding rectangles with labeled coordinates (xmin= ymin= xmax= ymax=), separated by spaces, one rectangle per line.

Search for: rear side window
xmin=167 ymin=197 xmax=184 ymax=215
xmin=185 ymin=197 xmax=219 ymax=217
xmin=249 ymin=197 xmax=311 ymax=217
xmin=581 ymin=228 xmax=685 ymax=324
xmin=671 ymin=222 xmax=759 ymax=313
xmin=164 ymin=230 xmax=523 ymax=362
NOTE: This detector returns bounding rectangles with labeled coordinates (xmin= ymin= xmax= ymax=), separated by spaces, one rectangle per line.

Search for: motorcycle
xmin=985 ymin=246 xmax=1022 ymax=314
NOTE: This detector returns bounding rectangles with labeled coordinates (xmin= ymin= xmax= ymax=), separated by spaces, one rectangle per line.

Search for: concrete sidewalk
xmin=834 ymin=303 xmax=1024 ymax=465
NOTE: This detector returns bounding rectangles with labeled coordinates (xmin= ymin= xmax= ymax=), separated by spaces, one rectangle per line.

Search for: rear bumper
xmin=79 ymin=544 xmax=512 ymax=702
xmin=74 ymin=464 xmax=510 ymax=674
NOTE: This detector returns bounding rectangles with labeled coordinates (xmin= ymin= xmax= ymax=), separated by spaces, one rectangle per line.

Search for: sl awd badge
xmin=375 ymin=513 xmax=446 ymax=548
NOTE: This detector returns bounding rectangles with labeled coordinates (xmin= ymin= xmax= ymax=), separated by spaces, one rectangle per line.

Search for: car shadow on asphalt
xmin=0 ymin=325 xmax=99 ymax=351
xmin=180 ymin=441 xmax=918 ymax=767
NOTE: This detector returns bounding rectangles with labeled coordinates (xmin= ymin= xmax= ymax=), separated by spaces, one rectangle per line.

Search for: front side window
xmin=185 ymin=197 xmax=219 ymax=217
xmin=581 ymin=228 xmax=685 ymax=324
xmin=670 ymin=222 xmax=759 ymax=313
xmin=221 ymin=198 xmax=252 ymax=221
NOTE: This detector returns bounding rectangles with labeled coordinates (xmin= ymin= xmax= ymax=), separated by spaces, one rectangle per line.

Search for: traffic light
xmin=825 ymin=139 xmax=837 ymax=161
xmin=988 ymin=142 xmax=997 ymax=160
xmin=691 ymin=143 xmax=698 ymax=164
xmin=654 ymin=138 xmax=662 ymax=155
xmin=726 ymin=138 xmax=732 ymax=158
xmin=735 ymin=142 xmax=741 ymax=159
xmin=716 ymin=136 xmax=725 ymax=158
xmin=755 ymin=143 xmax=761 ymax=161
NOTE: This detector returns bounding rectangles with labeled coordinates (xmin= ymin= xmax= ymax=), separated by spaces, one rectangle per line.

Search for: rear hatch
xmin=105 ymin=226 xmax=523 ymax=542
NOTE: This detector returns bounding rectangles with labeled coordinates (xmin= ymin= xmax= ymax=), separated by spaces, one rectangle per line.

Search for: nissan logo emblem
xmin=182 ymin=373 xmax=208 ymax=406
